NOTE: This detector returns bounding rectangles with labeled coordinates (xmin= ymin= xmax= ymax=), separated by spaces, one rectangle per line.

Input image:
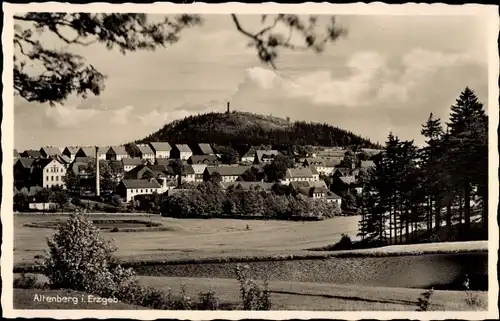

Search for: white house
xmin=281 ymin=167 xmax=319 ymax=185
xmin=137 ymin=144 xmax=155 ymax=162
xmin=149 ymin=142 xmax=172 ymax=160
xmin=191 ymin=164 xmax=207 ymax=182
xmin=121 ymin=157 xmax=147 ymax=172
xmin=254 ymin=150 xmax=280 ymax=164
xmin=303 ymin=157 xmax=343 ymax=176
xmin=106 ymin=146 xmax=129 ymax=161
xmin=32 ymin=157 xmax=67 ymax=189
xmin=116 ymin=179 xmax=161 ymax=202
xmin=241 ymin=151 xmax=255 ymax=164
xmin=172 ymin=144 xmax=193 ymax=160
xmin=181 ymin=165 xmax=196 ymax=183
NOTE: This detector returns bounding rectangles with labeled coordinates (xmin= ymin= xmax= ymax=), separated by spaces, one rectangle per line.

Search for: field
xmin=12 ymin=213 xmax=489 ymax=311
xmin=14 ymin=214 xmax=361 ymax=265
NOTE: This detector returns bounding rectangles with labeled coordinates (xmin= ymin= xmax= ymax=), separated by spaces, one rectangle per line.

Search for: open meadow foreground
xmin=3 ymin=2 xmax=498 ymax=319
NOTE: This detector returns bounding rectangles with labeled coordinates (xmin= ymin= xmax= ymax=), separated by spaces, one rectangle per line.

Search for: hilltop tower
xmin=226 ymin=101 xmax=230 ymax=114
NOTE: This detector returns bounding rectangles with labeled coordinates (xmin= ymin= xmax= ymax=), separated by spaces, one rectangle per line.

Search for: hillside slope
xmin=134 ymin=111 xmax=381 ymax=149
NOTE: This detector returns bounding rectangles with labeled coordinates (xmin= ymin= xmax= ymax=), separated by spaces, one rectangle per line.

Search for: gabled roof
xmin=16 ymin=157 xmax=35 ymax=168
xmin=175 ymin=144 xmax=192 ymax=153
xmin=305 ymin=157 xmax=342 ymax=167
xmin=156 ymin=158 xmax=174 ymax=167
xmin=137 ymin=144 xmax=154 ymax=155
xmin=205 ymin=165 xmax=250 ymax=177
xmin=32 ymin=157 xmax=59 ymax=169
xmin=255 ymin=150 xmax=279 ymax=161
xmin=285 ymin=167 xmax=314 ymax=179
xmin=339 ymin=176 xmax=356 ymax=185
xmin=77 ymin=147 xmax=97 ymax=158
xmin=149 ymin=142 xmax=172 ymax=152
xmin=64 ymin=146 xmax=80 ymax=155
xmin=73 ymin=157 xmax=92 ymax=164
xmin=40 ymin=146 xmax=61 ymax=157
xmin=22 ymin=150 xmax=42 ymax=158
xmin=191 ymin=164 xmax=207 ymax=174
xmin=183 ymin=164 xmax=195 ymax=175
xmin=120 ymin=179 xmax=161 ymax=189
xmin=122 ymin=157 xmax=146 ymax=166
xmin=54 ymin=154 xmax=72 ymax=164
xmin=198 ymin=143 xmax=214 ymax=155
xmin=107 ymin=146 xmax=128 ymax=155
xmin=334 ymin=167 xmax=351 ymax=176
xmin=290 ymin=180 xmax=328 ymax=191
xmin=189 ymin=155 xmax=219 ymax=164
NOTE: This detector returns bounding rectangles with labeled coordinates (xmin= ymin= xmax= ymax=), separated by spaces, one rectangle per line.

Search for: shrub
xmin=334 ymin=233 xmax=353 ymax=250
xmin=416 ymin=288 xmax=434 ymax=311
xmin=110 ymin=227 xmax=119 ymax=233
xmin=171 ymin=284 xmax=193 ymax=310
xmin=41 ymin=214 xmax=135 ymax=295
xmin=13 ymin=273 xmax=39 ymax=289
xmin=197 ymin=290 xmax=219 ymax=310
xmin=234 ymin=264 xmax=271 ymax=310
xmin=463 ymin=274 xmax=486 ymax=310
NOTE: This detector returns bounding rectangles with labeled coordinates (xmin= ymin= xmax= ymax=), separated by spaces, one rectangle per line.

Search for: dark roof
xmin=122 ymin=157 xmax=146 ymax=166
xmin=198 ymin=143 xmax=214 ymax=155
xmin=149 ymin=142 xmax=172 ymax=152
xmin=305 ymin=157 xmax=342 ymax=167
xmin=121 ymin=179 xmax=161 ymax=189
xmin=205 ymin=166 xmax=250 ymax=176
xmin=64 ymin=146 xmax=80 ymax=155
xmin=40 ymin=147 xmax=61 ymax=157
xmin=16 ymin=158 xmax=35 ymax=168
xmin=22 ymin=150 xmax=42 ymax=158
xmin=32 ymin=157 xmax=58 ymax=169
xmin=73 ymin=157 xmax=92 ymax=163
xmin=325 ymin=191 xmax=342 ymax=199
xmin=137 ymin=144 xmax=154 ymax=155
xmin=175 ymin=144 xmax=192 ymax=153
xmin=189 ymin=155 xmax=219 ymax=164
xmin=285 ymin=168 xmax=314 ymax=179
xmin=107 ymin=146 xmax=128 ymax=155
xmin=255 ymin=150 xmax=279 ymax=161
xmin=183 ymin=165 xmax=195 ymax=175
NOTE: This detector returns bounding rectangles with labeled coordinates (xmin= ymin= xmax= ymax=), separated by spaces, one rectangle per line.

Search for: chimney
xmin=95 ymin=146 xmax=100 ymax=196
xmin=226 ymin=101 xmax=230 ymax=114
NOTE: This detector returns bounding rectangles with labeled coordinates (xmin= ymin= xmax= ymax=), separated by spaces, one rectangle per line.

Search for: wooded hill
xmin=133 ymin=111 xmax=382 ymax=150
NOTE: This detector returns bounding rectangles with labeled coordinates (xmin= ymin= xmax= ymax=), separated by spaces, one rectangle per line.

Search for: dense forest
xmin=133 ymin=111 xmax=382 ymax=151
xmin=357 ymin=87 xmax=488 ymax=245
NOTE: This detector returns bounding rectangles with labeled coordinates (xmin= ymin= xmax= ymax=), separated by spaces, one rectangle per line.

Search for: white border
xmin=2 ymin=2 xmax=499 ymax=320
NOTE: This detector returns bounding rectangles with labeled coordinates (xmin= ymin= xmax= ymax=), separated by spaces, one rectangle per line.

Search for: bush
xmin=13 ymin=273 xmax=39 ymax=289
xmin=110 ymin=227 xmax=119 ymax=233
xmin=197 ymin=290 xmax=219 ymax=310
xmin=333 ymin=233 xmax=353 ymax=250
xmin=463 ymin=274 xmax=486 ymax=310
xmin=234 ymin=264 xmax=271 ymax=310
xmin=416 ymin=288 xmax=434 ymax=311
xmin=41 ymin=214 xmax=135 ymax=294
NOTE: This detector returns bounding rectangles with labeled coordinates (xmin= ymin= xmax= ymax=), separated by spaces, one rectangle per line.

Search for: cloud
xmin=44 ymin=105 xmax=100 ymax=129
xmin=110 ymin=105 xmax=134 ymax=125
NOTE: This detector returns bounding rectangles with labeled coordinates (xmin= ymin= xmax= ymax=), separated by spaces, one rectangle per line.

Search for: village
xmin=13 ymin=142 xmax=381 ymax=215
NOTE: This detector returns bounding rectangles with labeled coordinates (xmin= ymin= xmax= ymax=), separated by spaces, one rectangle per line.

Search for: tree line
xmin=358 ymin=87 xmax=488 ymax=245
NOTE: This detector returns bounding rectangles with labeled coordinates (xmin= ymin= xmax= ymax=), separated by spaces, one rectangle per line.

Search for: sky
xmin=13 ymin=13 xmax=490 ymax=151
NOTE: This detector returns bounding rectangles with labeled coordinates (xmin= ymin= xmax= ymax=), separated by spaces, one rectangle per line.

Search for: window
xmin=56 ymin=176 xmax=59 ymax=181
xmin=51 ymin=176 xmax=54 ymax=181
xmin=46 ymin=176 xmax=49 ymax=181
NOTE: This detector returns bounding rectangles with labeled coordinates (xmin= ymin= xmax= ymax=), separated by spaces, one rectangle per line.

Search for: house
xmin=14 ymin=158 xmax=35 ymax=189
xmin=188 ymin=155 xmax=220 ymax=166
xmin=31 ymin=157 xmax=67 ymax=189
xmin=97 ymin=146 xmax=109 ymax=160
xmin=116 ymin=179 xmax=161 ymax=202
xmin=136 ymin=144 xmax=155 ymax=162
xmin=39 ymin=146 xmax=61 ymax=158
xmin=332 ymin=167 xmax=353 ymax=178
xmin=290 ymin=181 xmax=342 ymax=207
xmin=21 ymin=149 xmax=43 ymax=159
xmin=53 ymin=154 xmax=72 ymax=168
xmin=203 ymin=166 xmax=250 ymax=183
xmin=303 ymin=157 xmax=343 ymax=176
xmin=254 ymin=150 xmax=280 ymax=164
xmin=75 ymin=147 xmax=97 ymax=158
xmin=106 ymin=146 xmax=129 ymax=161
xmin=171 ymin=144 xmax=193 ymax=160
xmin=181 ymin=165 xmax=196 ymax=183
xmin=331 ymin=175 xmax=357 ymax=194
xmin=122 ymin=157 xmax=147 ymax=172
xmin=281 ymin=167 xmax=319 ymax=185
xmin=191 ymin=164 xmax=207 ymax=182
xmin=62 ymin=146 xmax=80 ymax=161
xmin=149 ymin=142 xmax=172 ymax=160
xmin=190 ymin=143 xmax=214 ymax=156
